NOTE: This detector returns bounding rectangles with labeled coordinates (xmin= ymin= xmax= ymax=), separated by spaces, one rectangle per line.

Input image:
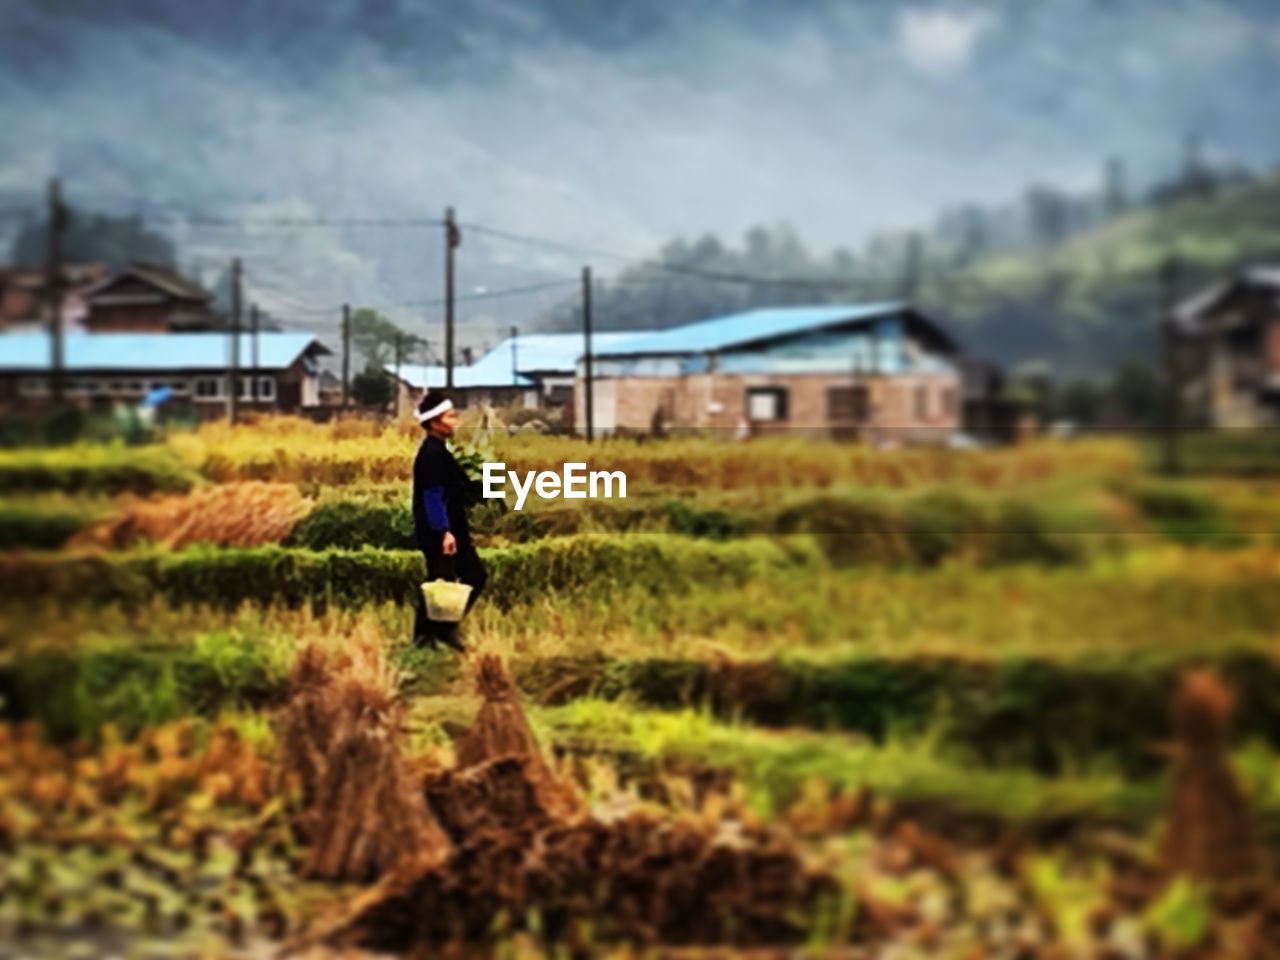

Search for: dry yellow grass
xmin=165 ymin=414 xmax=1139 ymax=491
xmin=68 ymin=481 xmax=313 ymax=549
xmin=170 ymin=416 xmax=417 ymax=484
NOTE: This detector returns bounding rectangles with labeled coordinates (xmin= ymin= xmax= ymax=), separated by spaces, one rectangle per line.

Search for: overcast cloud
xmin=1 ymin=0 xmax=1277 ymax=344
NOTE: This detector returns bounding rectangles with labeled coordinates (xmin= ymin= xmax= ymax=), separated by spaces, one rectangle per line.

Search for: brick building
xmin=0 ymin=263 xmax=107 ymax=331
xmin=1173 ymin=266 xmax=1280 ymax=427
xmin=578 ymin=304 xmax=962 ymax=442
xmin=82 ymin=262 xmax=217 ymax=333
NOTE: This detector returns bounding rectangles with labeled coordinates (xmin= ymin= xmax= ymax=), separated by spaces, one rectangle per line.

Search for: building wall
xmin=1 ymin=368 xmax=302 ymax=418
xmin=1267 ymin=319 xmax=1280 ymax=376
xmin=578 ymin=370 xmax=961 ymax=441
xmin=84 ymin=303 xmax=173 ymax=333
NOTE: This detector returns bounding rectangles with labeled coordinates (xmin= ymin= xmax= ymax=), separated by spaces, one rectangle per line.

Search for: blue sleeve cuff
xmin=423 ymin=487 xmax=450 ymax=531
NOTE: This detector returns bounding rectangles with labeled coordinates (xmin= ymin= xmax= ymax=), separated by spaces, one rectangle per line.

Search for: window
xmin=827 ymin=385 xmax=870 ymax=423
xmin=127 ymin=381 xmax=143 ymax=393
xmin=82 ymin=380 xmax=101 ymax=394
xmin=19 ymin=377 xmax=48 ymax=395
xmin=547 ymin=384 xmax=572 ymax=406
xmin=941 ymin=386 xmax=958 ymax=417
xmin=257 ymin=377 xmax=276 ymax=401
xmin=746 ymin=387 xmax=788 ymax=422
xmin=108 ymin=381 xmax=125 ymax=393
xmin=169 ymin=381 xmax=188 ymax=394
xmin=194 ymin=377 xmax=223 ymax=399
xmin=915 ymin=385 xmax=929 ymax=419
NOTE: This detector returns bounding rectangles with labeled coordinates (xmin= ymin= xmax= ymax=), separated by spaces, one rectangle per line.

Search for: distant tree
xmin=944 ymin=204 xmax=991 ymax=265
xmin=899 ymin=231 xmax=925 ymax=300
xmin=830 ymin=247 xmax=857 ymax=275
xmin=351 ymin=363 xmax=394 ymax=407
xmin=1103 ymin=156 xmax=1128 ymax=217
xmin=350 ymin=308 xmax=409 ymax=368
xmin=1025 ymin=186 xmax=1070 ymax=250
xmin=9 ymin=209 xmax=177 ymax=269
xmin=1058 ymin=377 xmax=1103 ymax=425
xmin=1107 ymin=361 xmax=1163 ymax=426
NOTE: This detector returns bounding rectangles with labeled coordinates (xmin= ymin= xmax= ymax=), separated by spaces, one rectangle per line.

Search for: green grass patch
xmin=0 ymin=629 xmax=293 ymax=740
xmin=0 ymin=502 xmax=98 ymax=550
xmin=534 ymin=699 xmax=1165 ymax=828
xmin=1149 ymin=431 xmax=1280 ymax=477
xmin=0 ymin=534 xmax=821 ymax=611
xmin=0 ymin=444 xmax=196 ymax=495
xmin=517 ymin=649 xmax=1280 ymax=776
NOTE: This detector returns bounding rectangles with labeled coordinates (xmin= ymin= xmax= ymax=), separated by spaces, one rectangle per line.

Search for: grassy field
xmin=2 ymin=416 xmax=1279 ymax=955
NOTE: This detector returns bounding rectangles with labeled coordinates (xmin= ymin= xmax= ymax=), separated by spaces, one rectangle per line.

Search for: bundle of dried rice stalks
xmin=1160 ymin=669 xmax=1262 ymax=889
xmin=321 ymin=801 xmax=838 ymax=951
xmin=70 ymin=481 xmax=311 ymax=549
xmin=452 ymin=653 xmax=579 ymax=820
xmin=275 ymin=634 xmax=450 ymax=882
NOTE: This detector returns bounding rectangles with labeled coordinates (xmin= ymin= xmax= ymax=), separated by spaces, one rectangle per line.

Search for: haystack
xmin=303 ymin=655 xmax=839 ymax=953
xmin=320 ymin=805 xmax=838 ymax=951
xmin=453 ymin=654 xmax=545 ymax=768
xmin=450 ymin=654 xmax=579 ymax=821
xmin=1159 ymin=669 xmax=1261 ymax=887
xmin=275 ymin=637 xmax=450 ymax=882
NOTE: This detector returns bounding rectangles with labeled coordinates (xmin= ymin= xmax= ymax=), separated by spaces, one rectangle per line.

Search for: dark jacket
xmin=412 ymin=434 xmax=475 ymax=555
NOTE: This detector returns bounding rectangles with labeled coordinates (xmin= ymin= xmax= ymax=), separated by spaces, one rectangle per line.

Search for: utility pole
xmin=444 ymin=207 xmax=461 ymax=389
xmin=510 ymin=325 xmax=519 ymax=385
xmin=582 ymin=266 xmax=594 ymax=442
xmin=249 ymin=303 xmax=260 ymax=406
xmin=341 ymin=303 xmax=351 ymax=409
xmin=393 ymin=332 xmax=404 ymax=417
xmin=46 ymin=178 xmax=67 ymax=406
xmin=227 ymin=257 xmax=241 ymax=424
xmin=1161 ymin=256 xmax=1183 ymax=476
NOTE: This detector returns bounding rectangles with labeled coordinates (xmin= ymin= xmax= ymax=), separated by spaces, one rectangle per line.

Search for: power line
xmin=96 ymin=208 xmax=446 ymax=229
xmin=240 ymin=271 xmax=580 ymax=317
xmin=460 ymin=220 xmax=861 ymax=291
xmin=120 ymin=206 xmax=866 ymax=291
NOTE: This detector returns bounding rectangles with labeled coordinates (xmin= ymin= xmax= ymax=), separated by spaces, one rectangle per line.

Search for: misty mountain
xmin=533 ymin=166 xmax=1280 ymax=373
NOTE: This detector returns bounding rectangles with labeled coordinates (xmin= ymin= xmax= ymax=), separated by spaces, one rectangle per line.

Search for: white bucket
xmin=421 ymin=579 xmax=474 ymax=623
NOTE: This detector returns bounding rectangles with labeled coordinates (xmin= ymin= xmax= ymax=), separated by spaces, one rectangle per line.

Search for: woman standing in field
xmin=412 ymin=390 xmax=488 ymax=651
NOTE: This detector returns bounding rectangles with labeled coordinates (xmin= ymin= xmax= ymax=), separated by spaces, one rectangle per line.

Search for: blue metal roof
xmin=478 ymin=332 xmax=645 ymax=374
xmin=390 ymin=348 xmax=537 ymax=390
xmin=596 ymin=303 xmax=909 ymax=356
xmin=0 ymin=332 xmax=328 ymax=372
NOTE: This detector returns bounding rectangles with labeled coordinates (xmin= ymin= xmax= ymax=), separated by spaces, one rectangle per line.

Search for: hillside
xmin=925 ymin=171 xmax=1280 ymax=371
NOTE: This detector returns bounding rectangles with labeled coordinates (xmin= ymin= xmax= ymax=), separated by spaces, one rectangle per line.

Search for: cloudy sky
xmin=2 ymin=0 xmax=1279 ymax=342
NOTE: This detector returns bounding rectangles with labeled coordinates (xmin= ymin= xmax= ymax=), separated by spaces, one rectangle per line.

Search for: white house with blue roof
xmin=0 ymin=332 xmax=331 ymax=416
xmin=387 ymin=330 xmax=644 ymax=410
xmin=578 ymin=303 xmax=962 ymax=441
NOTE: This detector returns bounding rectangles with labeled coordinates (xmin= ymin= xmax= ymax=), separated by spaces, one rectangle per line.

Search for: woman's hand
xmin=442 ymin=531 xmax=457 ymax=556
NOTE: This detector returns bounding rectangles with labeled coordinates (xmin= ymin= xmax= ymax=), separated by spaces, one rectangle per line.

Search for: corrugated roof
xmin=478 ymin=331 xmax=645 ymax=374
xmin=596 ymin=303 xmax=908 ymax=355
xmin=390 ymin=349 xmax=536 ymax=390
xmin=0 ymin=332 xmax=328 ymax=372
xmin=1173 ymin=265 xmax=1280 ymax=332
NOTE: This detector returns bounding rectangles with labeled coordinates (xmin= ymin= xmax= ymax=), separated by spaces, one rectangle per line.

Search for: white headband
xmin=416 ymin=398 xmax=453 ymax=423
